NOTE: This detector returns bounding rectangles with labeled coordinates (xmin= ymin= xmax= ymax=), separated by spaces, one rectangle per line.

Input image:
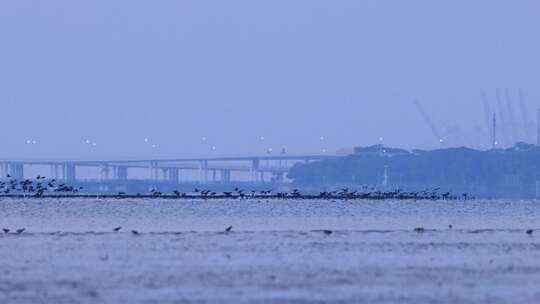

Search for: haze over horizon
xmin=1 ymin=0 xmax=539 ymax=159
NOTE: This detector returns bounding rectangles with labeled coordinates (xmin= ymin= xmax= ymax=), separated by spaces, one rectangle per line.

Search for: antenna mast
xmin=537 ymin=108 xmax=540 ymax=146
xmin=492 ymin=112 xmax=497 ymax=149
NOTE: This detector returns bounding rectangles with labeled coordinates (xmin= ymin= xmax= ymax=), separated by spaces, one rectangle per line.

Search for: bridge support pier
xmin=168 ymin=168 xmax=179 ymax=183
xmin=149 ymin=162 xmax=159 ymax=181
xmin=250 ymin=159 xmax=260 ymax=183
xmin=272 ymin=172 xmax=285 ymax=184
xmin=199 ymin=160 xmax=208 ymax=184
xmin=113 ymin=166 xmax=128 ymax=181
xmin=160 ymin=168 xmax=168 ymax=181
xmin=50 ymin=164 xmax=59 ymax=179
xmin=64 ymin=163 xmax=76 ymax=183
xmin=100 ymin=165 xmax=110 ymax=180
xmin=6 ymin=163 xmax=24 ymax=180
xmin=220 ymin=169 xmax=231 ymax=184
xmin=0 ymin=163 xmax=7 ymax=178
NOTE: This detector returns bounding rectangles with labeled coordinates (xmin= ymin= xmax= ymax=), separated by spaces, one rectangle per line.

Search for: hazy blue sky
xmin=1 ymin=1 xmax=539 ymax=159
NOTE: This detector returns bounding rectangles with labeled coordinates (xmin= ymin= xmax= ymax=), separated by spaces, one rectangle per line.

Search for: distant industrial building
xmin=291 ymin=142 xmax=540 ymax=198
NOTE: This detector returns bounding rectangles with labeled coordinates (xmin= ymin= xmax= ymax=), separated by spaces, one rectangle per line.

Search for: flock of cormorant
xmin=0 ymin=176 xmax=532 ymax=236
xmin=0 ymin=175 xmax=82 ymax=197
xmin=0 ymin=175 xmax=469 ymax=200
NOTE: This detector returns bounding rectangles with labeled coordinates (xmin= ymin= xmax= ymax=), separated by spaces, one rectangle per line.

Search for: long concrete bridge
xmin=0 ymin=155 xmax=340 ymax=185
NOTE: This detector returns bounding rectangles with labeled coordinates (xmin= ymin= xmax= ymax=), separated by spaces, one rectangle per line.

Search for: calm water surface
xmin=2 ymin=198 xmax=540 ymax=231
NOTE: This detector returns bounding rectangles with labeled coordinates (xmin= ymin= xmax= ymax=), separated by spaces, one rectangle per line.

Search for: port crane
xmin=481 ymin=91 xmax=494 ymax=148
xmin=414 ymin=101 xmax=444 ymax=147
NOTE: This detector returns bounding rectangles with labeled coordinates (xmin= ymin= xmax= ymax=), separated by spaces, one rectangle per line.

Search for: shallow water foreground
xmin=1 ymin=198 xmax=540 ymax=303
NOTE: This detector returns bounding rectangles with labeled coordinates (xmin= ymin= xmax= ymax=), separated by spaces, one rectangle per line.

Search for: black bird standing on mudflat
xmin=414 ymin=227 xmax=425 ymax=233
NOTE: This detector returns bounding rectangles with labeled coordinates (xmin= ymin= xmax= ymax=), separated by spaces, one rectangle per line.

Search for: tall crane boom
xmin=481 ymin=91 xmax=493 ymax=148
xmin=495 ymin=88 xmax=509 ymax=148
xmin=414 ymin=100 xmax=443 ymax=146
xmin=518 ymin=89 xmax=532 ymax=143
xmin=504 ymin=88 xmax=518 ymax=145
